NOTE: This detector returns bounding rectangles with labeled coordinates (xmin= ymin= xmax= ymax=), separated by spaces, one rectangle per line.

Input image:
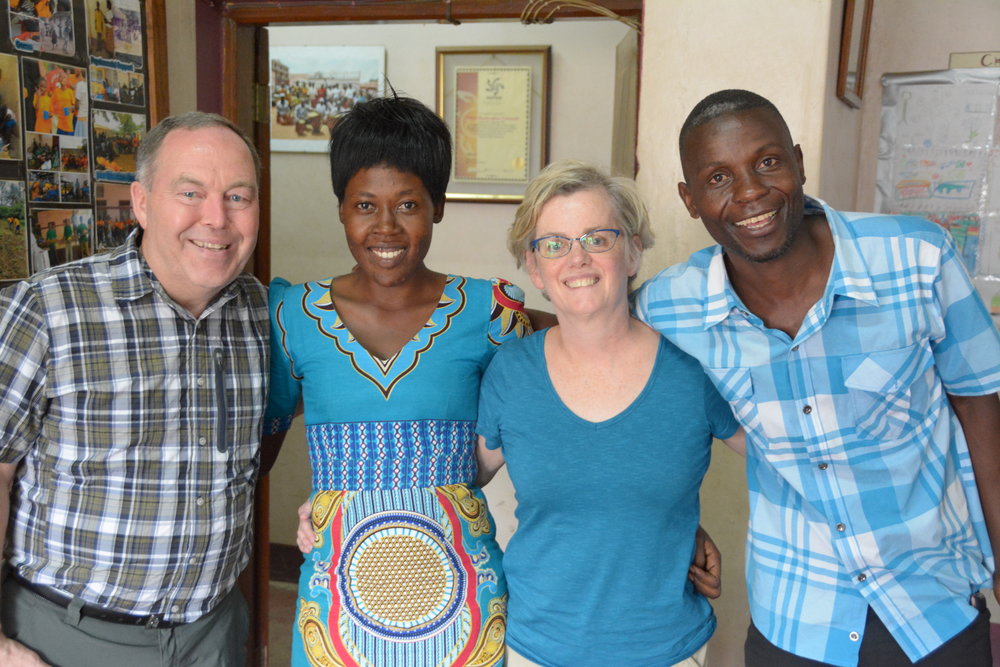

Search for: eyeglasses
xmin=529 ymin=228 xmax=621 ymax=259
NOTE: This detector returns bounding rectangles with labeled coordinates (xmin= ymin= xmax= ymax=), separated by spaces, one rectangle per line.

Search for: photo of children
xmin=86 ymin=0 xmax=115 ymax=59
xmin=59 ymin=134 xmax=88 ymax=172
xmin=112 ymin=0 xmax=141 ymax=67
xmin=28 ymin=169 xmax=58 ymax=202
xmin=0 ymin=179 xmax=28 ymax=281
xmin=9 ymin=0 xmax=76 ymax=57
xmin=60 ymin=171 xmax=90 ymax=203
xmin=22 ymin=57 xmax=87 ymax=137
xmin=89 ymin=63 xmax=143 ymax=106
xmin=87 ymin=0 xmax=142 ymax=68
xmin=30 ymin=207 xmax=92 ymax=271
xmin=25 ymin=131 xmax=56 ymax=169
xmin=0 ymin=53 xmax=22 ymax=160
xmin=93 ymin=180 xmax=134 ymax=251
xmin=92 ymin=107 xmax=142 ymax=182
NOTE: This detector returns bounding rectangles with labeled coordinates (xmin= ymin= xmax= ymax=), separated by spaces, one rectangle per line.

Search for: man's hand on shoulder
xmin=0 ymin=635 xmax=50 ymax=666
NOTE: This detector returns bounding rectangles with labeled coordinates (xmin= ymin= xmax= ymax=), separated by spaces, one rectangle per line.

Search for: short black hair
xmin=328 ymin=94 xmax=452 ymax=207
xmin=679 ymin=89 xmax=788 ymax=153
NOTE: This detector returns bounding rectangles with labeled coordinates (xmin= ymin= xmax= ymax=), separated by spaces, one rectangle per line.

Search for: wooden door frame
xmin=148 ymin=2 xmax=643 ymax=664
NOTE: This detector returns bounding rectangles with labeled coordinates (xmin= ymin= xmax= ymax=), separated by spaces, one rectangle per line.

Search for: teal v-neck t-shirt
xmin=477 ymin=330 xmax=739 ymax=666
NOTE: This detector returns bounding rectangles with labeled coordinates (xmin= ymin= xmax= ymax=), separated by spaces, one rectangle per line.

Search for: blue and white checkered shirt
xmin=635 ymin=197 xmax=1000 ymax=666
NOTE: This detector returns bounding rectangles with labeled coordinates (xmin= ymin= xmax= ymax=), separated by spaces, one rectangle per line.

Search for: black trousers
xmin=745 ymin=599 xmax=992 ymax=666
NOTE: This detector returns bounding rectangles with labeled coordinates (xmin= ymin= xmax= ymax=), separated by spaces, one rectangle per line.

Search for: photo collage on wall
xmin=0 ymin=0 xmax=148 ymax=283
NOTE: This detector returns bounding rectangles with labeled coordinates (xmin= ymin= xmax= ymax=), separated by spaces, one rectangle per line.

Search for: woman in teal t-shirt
xmin=475 ymin=161 xmax=744 ymax=667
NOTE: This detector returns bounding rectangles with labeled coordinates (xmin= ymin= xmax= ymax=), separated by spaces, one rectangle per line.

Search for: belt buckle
xmin=145 ymin=614 xmax=162 ymax=629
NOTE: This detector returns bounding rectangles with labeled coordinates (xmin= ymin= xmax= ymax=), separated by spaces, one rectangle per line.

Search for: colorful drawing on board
xmin=0 ymin=179 xmax=28 ymax=280
xmin=926 ymin=212 xmax=981 ymax=275
xmin=890 ymin=150 xmax=986 ymax=212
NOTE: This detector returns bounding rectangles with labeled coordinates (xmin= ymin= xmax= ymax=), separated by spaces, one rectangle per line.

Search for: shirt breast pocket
xmin=841 ymin=344 xmax=934 ymax=442
xmin=704 ymin=366 xmax=762 ymax=436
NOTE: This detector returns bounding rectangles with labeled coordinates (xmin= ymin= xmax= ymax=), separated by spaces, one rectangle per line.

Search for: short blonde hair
xmin=508 ymin=160 xmax=654 ymax=269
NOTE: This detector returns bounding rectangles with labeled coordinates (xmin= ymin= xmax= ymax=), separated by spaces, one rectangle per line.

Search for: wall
xmin=265 ymin=19 xmax=632 ymax=547
xmin=164 ymin=0 xmax=197 ymax=115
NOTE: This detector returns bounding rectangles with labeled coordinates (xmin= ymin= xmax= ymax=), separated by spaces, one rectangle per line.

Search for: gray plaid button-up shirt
xmin=0 ymin=230 xmax=268 ymax=623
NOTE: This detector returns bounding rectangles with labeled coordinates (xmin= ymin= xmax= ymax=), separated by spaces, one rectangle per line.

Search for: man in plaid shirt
xmin=0 ymin=111 xmax=268 ymax=666
xmin=636 ymin=90 xmax=1000 ymax=666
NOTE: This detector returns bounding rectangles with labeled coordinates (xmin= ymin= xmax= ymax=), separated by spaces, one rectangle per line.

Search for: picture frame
xmin=269 ymin=45 xmax=385 ymax=153
xmin=836 ymin=0 xmax=873 ymax=109
xmin=436 ymin=46 xmax=550 ymax=203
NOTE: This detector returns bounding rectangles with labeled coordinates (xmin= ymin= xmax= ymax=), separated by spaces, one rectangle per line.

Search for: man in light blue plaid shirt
xmin=0 ymin=112 xmax=268 ymax=666
xmin=635 ymin=90 xmax=1000 ymax=666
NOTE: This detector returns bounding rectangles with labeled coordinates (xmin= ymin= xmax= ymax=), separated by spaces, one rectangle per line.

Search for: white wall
xmin=266 ymin=19 xmax=631 ymax=546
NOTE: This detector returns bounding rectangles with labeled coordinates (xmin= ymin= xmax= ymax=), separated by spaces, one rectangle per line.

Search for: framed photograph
xmin=436 ymin=46 xmax=550 ymax=203
xmin=836 ymin=0 xmax=873 ymax=108
xmin=269 ymin=45 xmax=385 ymax=153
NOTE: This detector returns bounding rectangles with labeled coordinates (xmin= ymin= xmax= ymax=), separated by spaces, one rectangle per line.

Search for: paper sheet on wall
xmin=877 ymin=69 xmax=999 ymax=287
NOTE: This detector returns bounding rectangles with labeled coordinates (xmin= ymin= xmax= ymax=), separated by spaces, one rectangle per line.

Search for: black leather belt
xmin=9 ymin=571 xmax=183 ymax=629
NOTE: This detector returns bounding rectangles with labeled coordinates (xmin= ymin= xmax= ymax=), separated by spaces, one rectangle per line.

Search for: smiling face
xmin=678 ymin=107 xmax=806 ymax=265
xmin=525 ymin=188 xmax=639 ymax=319
xmin=131 ymin=125 xmax=259 ymax=316
xmin=339 ymin=165 xmax=442 ymax=289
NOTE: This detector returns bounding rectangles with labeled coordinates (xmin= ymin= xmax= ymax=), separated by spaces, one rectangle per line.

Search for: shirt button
xmin=189 ymin=556 xmax=198 ymax=565
xmin=836 ymin=523 xmax=846 ymax=532
xmin=196 ymin=496 xmax=205 ymax=507
xmin=857 ymin=573 xmax=867 ymax=582
xmin=803 ymin=405 xmax=813 ymax=414
xmin=196 ymin=376 xmax=205 ymax=387
xmin=171 ymin=605 xmax=181 ymax=614
xmin=818 ymin=463 xmax=828 ymax=470
xmin=198 ymin=436 xmax=207 ymax=446
xmin=849 ymin=631 xmax=860 ymax=641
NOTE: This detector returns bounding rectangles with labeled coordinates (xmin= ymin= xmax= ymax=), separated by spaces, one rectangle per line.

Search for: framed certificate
xmin=436 ymin=46 xmax=550 ymax=202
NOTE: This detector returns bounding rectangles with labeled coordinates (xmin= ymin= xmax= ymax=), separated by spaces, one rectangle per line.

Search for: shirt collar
xmin=109 ymin=228 xmax=245 ymax=315
xmin=701 ymin=196 xmax=879 ymax=329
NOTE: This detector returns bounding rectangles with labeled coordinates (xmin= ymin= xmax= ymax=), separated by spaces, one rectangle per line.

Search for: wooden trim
xmin=218 ymin=0 xmax=641 ymax=24
xmin=269 ymin=542 xmax=302 ymax=583
xmin=144 ymin=0 xmax=170 ymax=123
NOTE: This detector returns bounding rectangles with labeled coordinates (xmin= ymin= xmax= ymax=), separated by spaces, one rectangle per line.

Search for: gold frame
xmin=436 ymin=46 xmax=550 ymax=203
xmin=837 ymin=0 xmax=873 ymax=108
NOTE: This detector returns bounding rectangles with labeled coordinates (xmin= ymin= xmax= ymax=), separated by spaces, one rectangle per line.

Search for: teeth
xmin=372 ymin=248 xmax=403 ymax=259
xmin=566 ymin=277 xmax=598 ymax=288
xmin=193 ymin=240 xmax=229 ymax=250
xmin=735 ymin=211 xmax=774 ymax=228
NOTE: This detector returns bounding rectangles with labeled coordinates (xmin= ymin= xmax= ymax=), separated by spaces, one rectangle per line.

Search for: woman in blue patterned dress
xmin=264 ymin=95 xmax=533 ymax=667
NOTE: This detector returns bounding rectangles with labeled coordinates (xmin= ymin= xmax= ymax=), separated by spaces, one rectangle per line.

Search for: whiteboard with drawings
xmin=876 ymin=68 xmax=1000 ymax=321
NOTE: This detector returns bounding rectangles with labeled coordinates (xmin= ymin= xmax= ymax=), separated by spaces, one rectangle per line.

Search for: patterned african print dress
xmin=266 ymin=275 xmax=530 ymax=667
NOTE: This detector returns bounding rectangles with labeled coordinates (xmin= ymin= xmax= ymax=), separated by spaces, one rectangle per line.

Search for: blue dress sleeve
xmin=264 ymin=277 xmax=301 ymax=435
xmin=487 ymin=278 xmax=532 ymax=348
